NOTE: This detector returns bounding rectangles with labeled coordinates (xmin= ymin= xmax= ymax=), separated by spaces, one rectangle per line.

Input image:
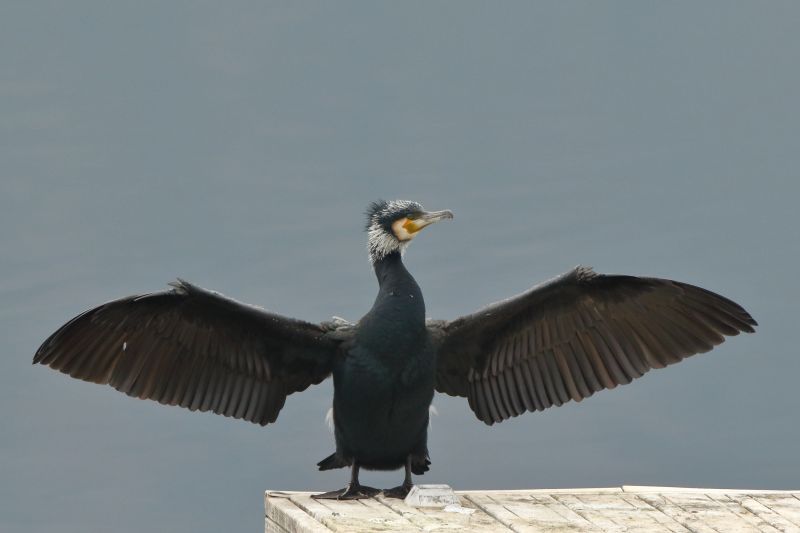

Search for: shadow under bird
xmin=34 ymin=200 xmax=757 ymax=499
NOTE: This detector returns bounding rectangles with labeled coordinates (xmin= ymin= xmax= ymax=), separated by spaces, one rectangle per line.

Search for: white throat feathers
xmin=367 ymin=223 xmax=413 ymax=263
xmin=366 ymin=200 xmax=424 ymax=263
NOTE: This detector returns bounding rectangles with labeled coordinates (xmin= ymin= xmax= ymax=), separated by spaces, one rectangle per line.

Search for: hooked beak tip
xmin=423 ymin=209 xmax=454 ymax=222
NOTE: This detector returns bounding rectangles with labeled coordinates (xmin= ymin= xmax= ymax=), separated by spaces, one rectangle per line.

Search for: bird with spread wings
xmin=34 ymin=200 xmax=756 ymax=499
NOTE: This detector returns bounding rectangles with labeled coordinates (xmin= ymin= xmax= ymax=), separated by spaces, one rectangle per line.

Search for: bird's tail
xmin=317 ymin=453 xmax=350 ymax=471
xmin=411 ymin=455 xmax=431 ymax=475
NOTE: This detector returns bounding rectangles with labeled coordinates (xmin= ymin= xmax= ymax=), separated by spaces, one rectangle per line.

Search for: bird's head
xmin=365 ymin=200 xmax=453 ymax=263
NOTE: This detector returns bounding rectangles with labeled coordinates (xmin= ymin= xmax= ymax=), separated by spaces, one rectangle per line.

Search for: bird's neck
xmin=373 ymin=251 xmax=416 ymax=289
xmin=371 ymin=251 xmax=425 ymax=321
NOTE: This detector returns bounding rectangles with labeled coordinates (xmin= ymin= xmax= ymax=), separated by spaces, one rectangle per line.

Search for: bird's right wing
xmin=34 ymin=280 xmax=349 ymax=426
xmin=429 ymin=266 xmax=757 ymax=425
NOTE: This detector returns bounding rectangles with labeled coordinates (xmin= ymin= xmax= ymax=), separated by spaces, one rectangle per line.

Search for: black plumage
xmin=429 ymin=267 xmax=756 ymax=424
xmin=33 ymin=199 xmax=757 ymax=500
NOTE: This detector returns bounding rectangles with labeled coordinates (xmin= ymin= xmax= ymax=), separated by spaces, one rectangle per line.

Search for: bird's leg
xmin=382 ymin=456 xmax=414 ymax=499
xmin=312 ymin=463 xmax=380 ymax=500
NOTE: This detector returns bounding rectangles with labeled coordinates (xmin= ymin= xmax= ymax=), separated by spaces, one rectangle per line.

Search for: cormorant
xmin=33 ymin=199 xmax=757 ymax=500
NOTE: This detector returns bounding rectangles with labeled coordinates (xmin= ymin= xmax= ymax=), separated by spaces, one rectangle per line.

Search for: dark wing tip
xmin=32 ymin=339 xmax=54 ymax=364
xmin=32 ymin=342 xmax=45 ymax=364
xmin=739 ymin=310 xmax=758 ymax=331
xmin=680 ymin=280 xmax=758 ymax=332
xmin=736 ymin=302 xmax=758 ymax=329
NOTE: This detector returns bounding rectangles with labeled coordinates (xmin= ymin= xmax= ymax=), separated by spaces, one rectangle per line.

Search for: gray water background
xmin=1 ymin=3 xmax=798 ymax=532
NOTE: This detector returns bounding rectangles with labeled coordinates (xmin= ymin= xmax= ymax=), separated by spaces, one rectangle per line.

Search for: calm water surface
xmin=2 ymin=3 xmax=798 ymax=532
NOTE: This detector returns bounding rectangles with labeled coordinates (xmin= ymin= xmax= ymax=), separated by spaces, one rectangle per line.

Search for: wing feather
xmin=527 ymin=359 xmax=550 ymax=409
xmin=429 ymin=266 xmax=757 ymax=424
xmin=34 ymin=280 xmax=345 ymax=426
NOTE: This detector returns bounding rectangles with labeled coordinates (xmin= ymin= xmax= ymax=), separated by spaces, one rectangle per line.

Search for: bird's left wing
xmin=428 ymin=266 xmax=757 ymax=425
xmin=34 ymin=280 xmax=348 ymax=426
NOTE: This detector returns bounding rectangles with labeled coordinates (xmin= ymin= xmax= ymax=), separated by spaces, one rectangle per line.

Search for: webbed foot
xmin=382 ymin=483 xmax=413 ymax=499
xmin=312 ymin=483 xmax=381 ymax=500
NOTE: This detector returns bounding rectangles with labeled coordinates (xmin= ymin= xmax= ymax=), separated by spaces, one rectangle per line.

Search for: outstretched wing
xmin=34 ymin=280 xmax=344 ymax=426
xmin=429 ymin=266 xmax=757 ymax=425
